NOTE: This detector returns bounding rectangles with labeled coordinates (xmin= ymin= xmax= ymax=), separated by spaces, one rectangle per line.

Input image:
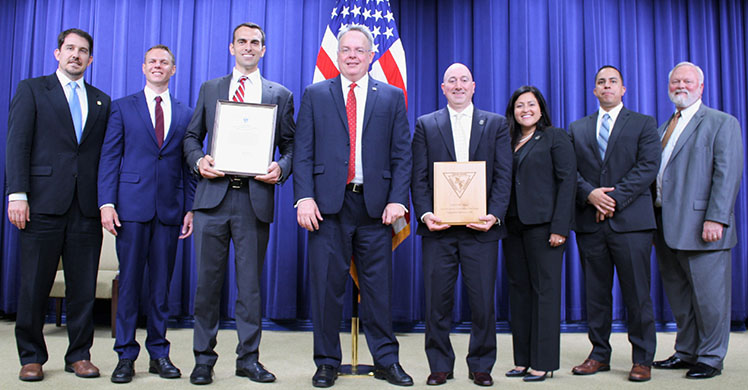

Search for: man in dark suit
xmin=182 ymin=22 xmax=295 ymax=385
xmin=569 ymin=66 xmax=660 ymax=382
xmin=6 ymin=28 xmax=111 ymax=381
xmin=98 ymin=44 xmax=195 ymax=383
xmin=410 ymin=63 xmax=511 ymax=387
xmin=652 ymin=62 xmax=743 ymax=379
xmin=294 ymin=24 xmax=413 ymax=388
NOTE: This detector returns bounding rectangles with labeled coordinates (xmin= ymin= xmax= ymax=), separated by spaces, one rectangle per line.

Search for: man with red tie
xmin=183 ymin=22 xmax=295 ymax=385
xmin=98 ymin=44 xmax=195 ymax=383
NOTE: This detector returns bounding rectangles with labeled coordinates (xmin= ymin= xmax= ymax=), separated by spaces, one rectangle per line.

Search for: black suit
xmin=503 ymin=126 xmax=575 ymax=372
xmin=6 ymin=73 xmax=110 ymax=365
xmin=411 ymin=107 xmax=512 ymax=374
xmin=182 ymin=72 xmax=294 ymax=368
xmin=569 ymin=106 xmax=660 ymax=366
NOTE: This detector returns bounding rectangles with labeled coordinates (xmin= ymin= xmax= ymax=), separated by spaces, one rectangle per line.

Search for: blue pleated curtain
xmin=1 ymin=0 xmax=746 ymax=329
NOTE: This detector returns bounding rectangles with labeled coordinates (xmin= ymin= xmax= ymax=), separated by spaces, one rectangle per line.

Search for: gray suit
xmin=654 ymin=102 xmax=743 ymax=369
xmin=183 ymin=73 xmax=295 ymax=368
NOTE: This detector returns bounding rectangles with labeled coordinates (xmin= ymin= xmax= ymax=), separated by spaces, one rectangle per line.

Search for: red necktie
xmin=232 ymin=76 xmax=247 ymax=102
xmin=155 ymin=96 xmax=164 ymax=148
xmin=346 ymin=83 xmax=357 ymax=184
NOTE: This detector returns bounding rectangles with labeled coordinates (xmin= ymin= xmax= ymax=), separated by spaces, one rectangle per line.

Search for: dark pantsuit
xmin=576 ymin=223 xmax=656 ymax=365
xmin=422 ymin=229 xmax=497 ymax=373
xmin=192 ymin=186 xmax=269 ymax=368
xmin=15 ymin=196 xmax=102 ymax=365
xmin=654 ymin=213 xmax=731 ymax=369
xmin=309 ymin=190 xmax=399 ymax=368
xmin=114 ymin=219 xmax=180 ymax=360
xmin=503 ymin=219 xmax=562 ymax=371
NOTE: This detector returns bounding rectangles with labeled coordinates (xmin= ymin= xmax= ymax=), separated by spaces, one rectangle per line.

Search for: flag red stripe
xmin=378 ymin=50 xmax=407 ymax=107
xmin=316 ymin=48 xmax=340 ymax=80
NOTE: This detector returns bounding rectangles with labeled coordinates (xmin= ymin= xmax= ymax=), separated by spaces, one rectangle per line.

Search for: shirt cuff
xmin=100 ymin=203 xmax=115 ymax=210
xmin=295 ymin=197 xmax=313 ymax=208
xmin=420 ymin=211 xmax=433 ymax=223
xmin=8 ymin=192 xmax=27 ymax=201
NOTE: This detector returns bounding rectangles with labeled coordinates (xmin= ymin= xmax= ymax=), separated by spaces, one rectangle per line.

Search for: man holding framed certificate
xmin=182 ymin=22 xmax=295 ymax=385
xmin=411 ymin=63 xmax=512 ymax=386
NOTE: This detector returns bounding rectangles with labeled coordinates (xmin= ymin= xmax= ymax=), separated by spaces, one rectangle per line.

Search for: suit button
xmin=158 ymin=156 xmax=163 ymax=160
xmin=344 ymin=161 xmax=348 ymax=165
xmin=601 ymin=169 xmax=607 ymax=174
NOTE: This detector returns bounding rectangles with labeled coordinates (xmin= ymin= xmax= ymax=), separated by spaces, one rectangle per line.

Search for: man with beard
xmin=6 ymin=28 xmax=111 ymax=381
xmin=652 ymin=61 xmax=743 ymax=379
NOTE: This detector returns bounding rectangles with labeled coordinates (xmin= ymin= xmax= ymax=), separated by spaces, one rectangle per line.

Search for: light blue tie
xmin=68 ymin=81 xmax=83 ymax=143
xmin=598 ymin=113 xmax=611 ymax=159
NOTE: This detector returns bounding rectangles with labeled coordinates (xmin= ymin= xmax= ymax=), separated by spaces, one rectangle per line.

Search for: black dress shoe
xmin=312 ymin=365 xmax=338 ymax=388
xmin=505 ymin=367 xmax=529 ymax=377
xmin=190 ymin=364 xmax=213 ymax=385
xmin=374 ymin=363 xmax=414 ymax=386
xmin=236 ymin=361 xmax=276 ymax=383
xmin=426 ymin=371 xmax=453 ymax=385
xmin=686 ymin=363 xmax=721 ymax=379
xmin=111 ymin=359 xmax=134 ymax=384
xmin=149 ymin=357 xmax=181 ymax=379
xmin=469 ymin=372 xmax=493 ymax=386
xmin=653 ymin=355 xmax=693 ymax=369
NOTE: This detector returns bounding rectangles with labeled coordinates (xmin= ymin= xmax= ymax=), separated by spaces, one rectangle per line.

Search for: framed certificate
xmin=433 ymin=161 xmax=486 ymax=225
xmin=210 ymin=100 xmax=277 ymax=176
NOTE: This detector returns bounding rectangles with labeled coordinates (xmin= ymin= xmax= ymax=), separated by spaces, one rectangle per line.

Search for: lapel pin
xmin=479 ymin=119 xmax=485 ymax=125
xmin=535 ymin=135 xmax=540 ymax=140
xmin=372 ymin=87 xmax=377 ymax=91
xmin=96 ymin=100 xmax=102 ymax=106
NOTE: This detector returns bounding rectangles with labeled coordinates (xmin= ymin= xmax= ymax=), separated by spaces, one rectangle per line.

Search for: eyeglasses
xmin=339 ymin=47 xmax=369 ymax=56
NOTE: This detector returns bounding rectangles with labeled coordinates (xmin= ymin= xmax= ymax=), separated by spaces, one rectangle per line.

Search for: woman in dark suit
xmin=502 ymin=86 xmax=576 ymax=381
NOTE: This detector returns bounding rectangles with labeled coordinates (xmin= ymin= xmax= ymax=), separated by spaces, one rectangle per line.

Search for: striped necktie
xmin=598 ymin=113 xmax=611 ymax=159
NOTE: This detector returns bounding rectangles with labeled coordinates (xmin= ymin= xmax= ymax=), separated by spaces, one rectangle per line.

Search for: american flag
xmin=314 ymin=0 xmax=410 ymax=250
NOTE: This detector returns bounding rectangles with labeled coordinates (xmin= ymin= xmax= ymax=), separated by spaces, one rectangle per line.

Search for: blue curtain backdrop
xmin=1 ymin=0 xmax=747 ymax=330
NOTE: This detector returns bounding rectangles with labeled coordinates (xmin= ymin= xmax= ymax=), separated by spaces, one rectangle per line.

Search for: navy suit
xmin=294 ymin=75 xmax=411 ymax=368
xmin=98 ymin=90 xmax=194 ymax=361
xmin=570 ymin=106 xmax=660 ymax=366
xmin=6 ymin=73 xmax=110 ymax=365
xmin=411 ymin=107 xmax=511 ymax=374
xmin=183 ymin=73 xmax=295 ymax=368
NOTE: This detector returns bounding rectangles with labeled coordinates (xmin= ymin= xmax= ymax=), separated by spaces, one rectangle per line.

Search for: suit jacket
xmin=293 ymin=75 xmax=411 ymax=218
xmin=512 ymin=127 xmax=576 ymax=236
xmin=183 ymin=74 xmax=295 ymax=223
xmin=570 ymin=106 xmax=660 ymax=233
xmin=98 ymin=91 xmax=195 ymax=225
xmin=658 ymin=103 xmax=743 ymax=250
xmin=411 ymin=107 xmax=512 ymax=241
xmin=6 ymin=73 xmax=111 ymax=217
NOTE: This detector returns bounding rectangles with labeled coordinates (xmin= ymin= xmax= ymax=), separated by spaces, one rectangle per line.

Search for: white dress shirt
xmin=340 ymin=74 xmax=369 ymax=184
xmin=596 ymin=102 xmax=624 ymax=139
xmin=656 ymin=99 xmax=702 ymax=206
xmin=144 ymin=86 xmax=172 ymax=138
xmin=447 ymin=103 xmax=474 ymax=162
xmin=230 ymin=67 xmax=262 ymax=104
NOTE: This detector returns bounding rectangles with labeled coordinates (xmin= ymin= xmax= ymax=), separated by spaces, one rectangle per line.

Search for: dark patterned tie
xmin=155 ymin=96 xmax=164 ymax=147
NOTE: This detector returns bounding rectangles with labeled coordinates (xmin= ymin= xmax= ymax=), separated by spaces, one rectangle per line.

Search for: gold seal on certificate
xmin=210 ymin=100 xmax=277 ymax=176
xmin=433 ymin=161 xmax=486 ymax=225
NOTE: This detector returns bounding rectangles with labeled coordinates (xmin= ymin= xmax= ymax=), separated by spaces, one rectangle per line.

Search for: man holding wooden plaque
xmin=411 ymin=63 xmax=512 ymax=386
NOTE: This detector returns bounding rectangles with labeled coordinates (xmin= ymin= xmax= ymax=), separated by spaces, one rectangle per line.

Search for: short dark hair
xmin=57 ymin=28 xmax=94 ymax=56
xmin=144 ymin=44 xmax=176 ymax=65
xmin=594 ymin=65 xmax=623 ymax=85
xmin=504 ymin=85 xmax=553 ymax=148
xmin=233 ymin=23 xmax=265 ymax=46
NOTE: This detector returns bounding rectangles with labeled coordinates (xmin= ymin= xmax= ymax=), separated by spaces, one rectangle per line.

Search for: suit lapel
xmin=468 ymin=109 xmax=485 ymax=159
xmin=517 ymin=129 xmax=543 ymax=168
xmin=584 ymin=114 xmax=603 ymax=165
xmin=603 ymin=107 xmax=629 ymax=164
xmin=669 ymin=105 xmax=706 ymax=162
xmin=436 ymin=108 xmax=457 ymax=161
xmin=80 ymin=83 xmax=104 ymax=144
xmin=328 ymin=76 xmax=349 ymax=133
xmin=44 ymin=75 xmax=77 ymax=143
xmin=219 ymin=74 xmax=232 ymax=100
xmin=361 ymin=79 xmax=379 ymax=136
xmin=133 ymin=91 xmax=159 ymax=147
xmin=260 ymin=76 xmax=272 ymax=104
xmin=161 ymin=93 xmax=184 ymax=148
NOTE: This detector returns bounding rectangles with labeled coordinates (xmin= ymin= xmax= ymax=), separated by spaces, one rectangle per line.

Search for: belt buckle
xmin=230 ymin=177 xmax=243 ymax=189
xmin=350 ymin=183 xmax=363 ymax=193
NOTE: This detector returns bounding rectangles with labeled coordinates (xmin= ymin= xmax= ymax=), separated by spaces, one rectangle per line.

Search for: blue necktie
xmin=598 ymin=113 xmax=611 ymax=159
xmin=68 ymin=81 xmax=83 ymax=143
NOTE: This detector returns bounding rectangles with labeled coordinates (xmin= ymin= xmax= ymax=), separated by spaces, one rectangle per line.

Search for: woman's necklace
xmin=518 ymin=131 xmax=535 ymax=144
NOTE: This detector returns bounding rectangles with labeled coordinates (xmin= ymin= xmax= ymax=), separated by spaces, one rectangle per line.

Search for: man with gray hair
xmin=652 ymin=61 xmax=743 ymax=379
xmin=294 ymin=24 xmax=412 ymax=387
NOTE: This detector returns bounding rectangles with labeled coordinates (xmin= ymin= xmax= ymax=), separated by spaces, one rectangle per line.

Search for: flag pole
xmin=338 ymin=283 xmax=374 ymax=376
